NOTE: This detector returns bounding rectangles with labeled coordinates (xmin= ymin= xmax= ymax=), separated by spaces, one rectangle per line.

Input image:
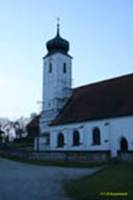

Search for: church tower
xmin=40 ymin=22 xmax=72 ymax=133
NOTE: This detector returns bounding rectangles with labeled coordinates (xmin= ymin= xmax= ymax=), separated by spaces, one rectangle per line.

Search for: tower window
xmin=49 ymin=63 xmax=52 ymax=73
xmin=63 ymin=63 xmax=66 ymax=73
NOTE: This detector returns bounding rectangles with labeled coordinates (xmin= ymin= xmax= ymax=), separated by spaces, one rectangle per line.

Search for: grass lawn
xmin=64 ymin=163 xmax=133 ymax=200
xmin=3 ymin=138 xmax=34 ymax=150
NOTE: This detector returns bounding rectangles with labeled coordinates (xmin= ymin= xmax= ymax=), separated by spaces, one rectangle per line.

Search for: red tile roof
xmin=26 ymin=115 xmax=40 ymax=129
xmin=51 ymin=73 xmax=133 ymax=126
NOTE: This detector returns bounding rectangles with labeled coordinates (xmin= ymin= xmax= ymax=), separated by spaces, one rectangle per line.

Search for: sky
xmin=0 ymin=0 xmax=133 ymax=119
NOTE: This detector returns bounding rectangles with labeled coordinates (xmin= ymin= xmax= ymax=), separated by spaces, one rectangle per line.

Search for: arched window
xmin=92 ymin=127 xmax=101 ymax=145
xmin=63 ymin=63 xmax=66 ymax=73
xmin=73 ymin=130 xmax=80 ymax=146
xmin=120 ymin=137 xmax=128 ymax=152
xmin=57 ymin=133 xmax=64 ymax=147
xmin=49 ymin=63 xmax=52 ymax=73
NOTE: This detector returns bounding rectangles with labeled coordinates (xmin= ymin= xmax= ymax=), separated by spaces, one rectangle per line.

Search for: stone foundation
xmin=117 ymin=151 xmax=133 ymax=162
xmin=1 ymin=148 xmax=133 ymax=163
xmin=29 ymin=151 xmax=111 ymax=163
xmin=0 ymin=148 xmax=110 ymax=163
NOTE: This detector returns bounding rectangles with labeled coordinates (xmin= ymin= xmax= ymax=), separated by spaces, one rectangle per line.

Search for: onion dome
xmin=46 ymin=23 xmax=69 ymax=54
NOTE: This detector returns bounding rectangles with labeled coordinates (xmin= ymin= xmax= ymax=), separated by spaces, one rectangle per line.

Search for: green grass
xmin=4 ymin=138 xmax=34 ymax=150
xmin=64 ymin=163 xmax=133 ymax=200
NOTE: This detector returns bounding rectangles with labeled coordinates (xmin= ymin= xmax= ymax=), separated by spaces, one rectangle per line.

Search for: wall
xmin=1 ymin=148 xmax=133 ymax=162
xmin=0 ymin=148 xmax=110 ymax=163
xmin=118 ymin=151 xmax=133 ymax=162
xmin=40 ymin=52 xmax=72 ymax=134
xmin=42 ymin=53 xmax=72 ymax=111
xmin=41 ymin=115 xmax=133 ymax=158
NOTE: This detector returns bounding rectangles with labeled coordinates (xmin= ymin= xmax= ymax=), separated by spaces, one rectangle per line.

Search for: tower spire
xmin=57 ymin=17 xmax=60 ymax=36
xmin=46 ymin=18 xmax=69 ymax=53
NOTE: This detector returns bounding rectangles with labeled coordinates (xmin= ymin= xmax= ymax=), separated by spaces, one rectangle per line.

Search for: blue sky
xmin=0 ymin=0 xmax=133 ymax=119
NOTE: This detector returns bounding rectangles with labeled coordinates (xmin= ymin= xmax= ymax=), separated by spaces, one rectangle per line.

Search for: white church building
xmin=34 ymin=23 xmax=133 ymax=159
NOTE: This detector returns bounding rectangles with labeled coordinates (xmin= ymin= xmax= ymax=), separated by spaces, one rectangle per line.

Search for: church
xmin=34 ymin=23 xmax=133 ymax=159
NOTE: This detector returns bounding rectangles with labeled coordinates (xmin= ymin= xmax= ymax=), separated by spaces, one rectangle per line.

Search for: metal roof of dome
xmin=46 ymin=22 xmax=69 ymax=54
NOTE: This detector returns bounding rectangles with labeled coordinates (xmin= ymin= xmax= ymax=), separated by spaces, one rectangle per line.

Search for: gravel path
xmin=0 ymin=158 xmax=100 ymax=200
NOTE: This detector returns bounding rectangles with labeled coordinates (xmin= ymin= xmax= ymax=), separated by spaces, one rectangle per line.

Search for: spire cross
xmin=57 ymin=17 xmax=60 ymax=27
xmin=56 ymin=17 xmax=60 ymax=36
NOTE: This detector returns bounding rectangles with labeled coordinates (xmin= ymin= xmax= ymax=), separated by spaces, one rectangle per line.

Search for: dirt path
xmin=0 ymin=158 xmax=100 ymax=200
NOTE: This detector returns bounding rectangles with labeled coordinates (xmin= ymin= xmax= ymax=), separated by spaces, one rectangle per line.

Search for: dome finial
xmin=46 ymin=18 xmax=69 ymax=53
xmin=56 ymin=17 xmax=60 ymax=36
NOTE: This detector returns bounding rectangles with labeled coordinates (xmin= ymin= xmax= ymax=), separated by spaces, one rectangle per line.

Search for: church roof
xmin=51 ymin=73 xmax=133 ymax=126
xmin=26 ymin=115 xmax=40 ymax=129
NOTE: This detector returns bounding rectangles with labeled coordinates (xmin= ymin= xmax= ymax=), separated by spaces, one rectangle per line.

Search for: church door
xmin=120 ymin=137 xmax=128 ymax=152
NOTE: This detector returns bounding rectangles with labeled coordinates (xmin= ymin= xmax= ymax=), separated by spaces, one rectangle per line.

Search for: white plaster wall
xmin=49 ymin=120 xmax=109 ymax=151
xmin=109 ymin=116 xmax=133 ymax=156
xmin=40 ymin=53 xmax=72 ymax=135
xmin=34 ymin=137 xmax=50 ymax=151
xmin=46 ymin=115 xmax=133 ymax=157
xmin=42 ymin=53 xmax=72 ymax=112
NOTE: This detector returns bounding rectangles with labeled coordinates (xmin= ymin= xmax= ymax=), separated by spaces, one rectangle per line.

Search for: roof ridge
xmin=51 ymin=72 xmax=133 ymax=126
xmin=73 ymin=73 xmax=133 ymax=91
